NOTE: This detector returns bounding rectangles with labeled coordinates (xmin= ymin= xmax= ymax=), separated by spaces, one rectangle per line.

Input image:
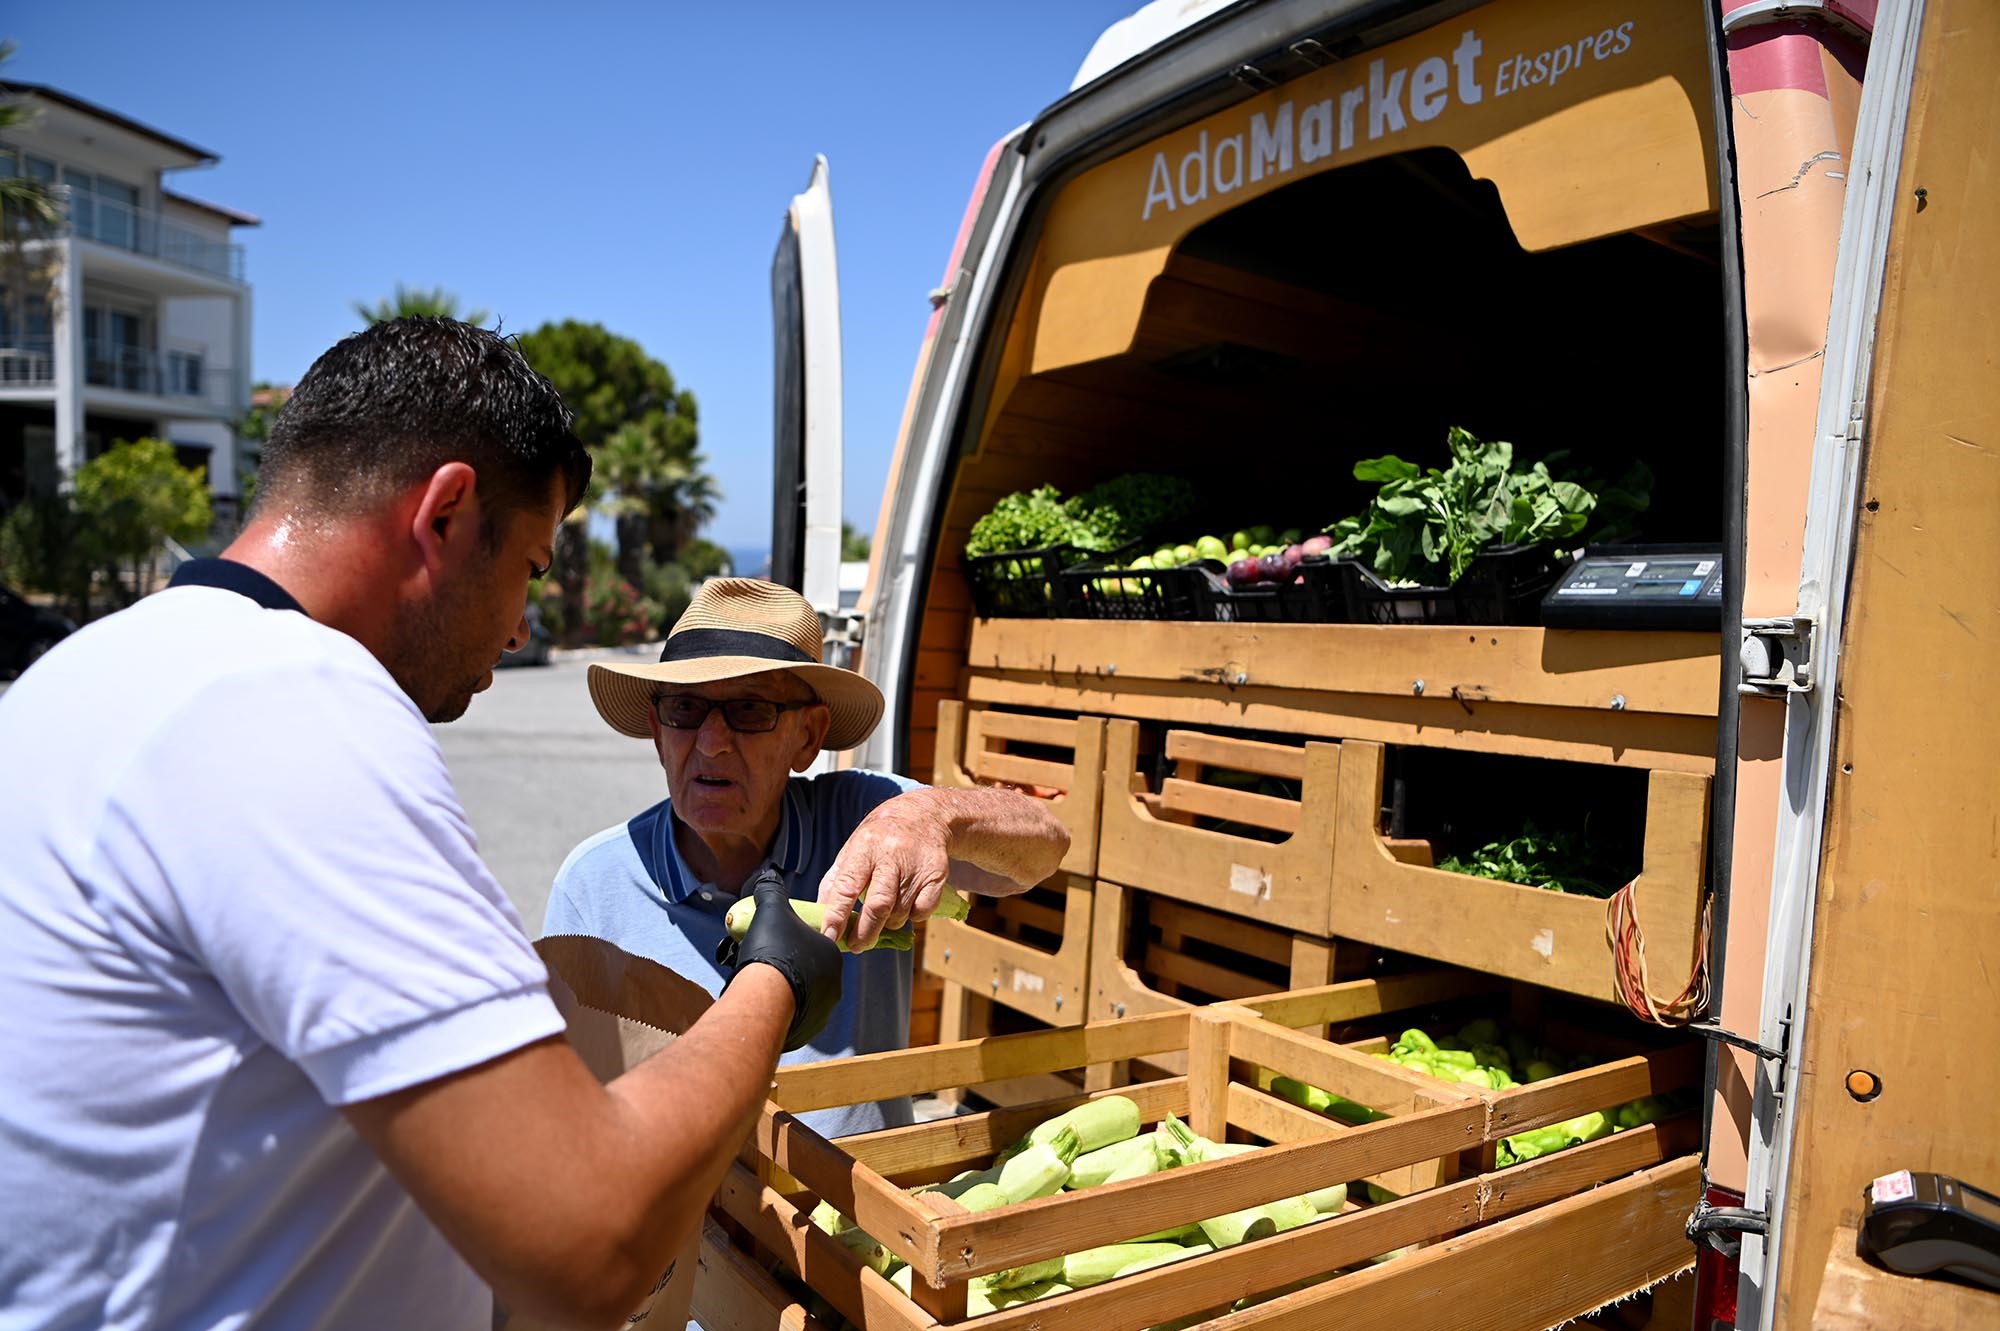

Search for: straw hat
xmin=586 ymin=578 xmax=884 ymax=751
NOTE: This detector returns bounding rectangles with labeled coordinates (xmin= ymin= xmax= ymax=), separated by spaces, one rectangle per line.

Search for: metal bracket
xmin=1230 ymin=63 xmax=1279 ymax=91
xmin=1739 ymin=616 xmax=1815 ymax=697
xmin=818 ymin=609 xmax=866 ymax=671
xmin=1689 ymin=1018 xmax=1787 ymax=1065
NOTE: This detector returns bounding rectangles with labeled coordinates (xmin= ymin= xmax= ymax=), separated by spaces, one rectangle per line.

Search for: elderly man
xmin=547 ymin=577 xmax=1069 ymax=1134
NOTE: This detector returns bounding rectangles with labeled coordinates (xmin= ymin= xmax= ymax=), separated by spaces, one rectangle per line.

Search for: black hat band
xmin=656 ymin=627 xmax=816 ymax=666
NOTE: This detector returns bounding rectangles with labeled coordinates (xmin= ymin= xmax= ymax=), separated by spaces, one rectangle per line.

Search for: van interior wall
xmin=910 ymin=147 xmax=1727 ymax=776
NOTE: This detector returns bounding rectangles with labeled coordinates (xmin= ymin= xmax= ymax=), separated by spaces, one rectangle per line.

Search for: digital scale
xmin=1540 ymin=544 xmax=1724 ymax=630
xmin=1859 ymin=1169 xmax=2000 ymax=1291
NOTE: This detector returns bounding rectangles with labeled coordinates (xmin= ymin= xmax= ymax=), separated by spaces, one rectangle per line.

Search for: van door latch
xmin=1739 ymin=616 xmax=1814 ymax=696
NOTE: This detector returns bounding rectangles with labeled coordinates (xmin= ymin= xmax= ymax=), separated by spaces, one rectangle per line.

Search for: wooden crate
xmin=705 ymin=988 xmax=1702 ymax=1331
xmin=1096 ymin=718 xmax=1339 ymax=933
xmin=1330 ymin=740 xmax=1712 ymax=1005
xmin=925 ymin=702 xmax=1106 ymax=1104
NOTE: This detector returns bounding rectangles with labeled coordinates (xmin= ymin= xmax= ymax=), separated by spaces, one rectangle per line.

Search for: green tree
xmin=352 ymin=283 xmax=491 ymax=327
xmin=2 ymin=439 xmax=211 ymax=619
xmin=842 ymin=520 xmax=871 ymax=562
xmin=73 ymin=438 xmax=212 ymax=605
xmin=514 ymin=321 xmax=707 ymax=644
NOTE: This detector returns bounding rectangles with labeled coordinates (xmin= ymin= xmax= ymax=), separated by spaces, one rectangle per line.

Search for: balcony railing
xmin=43 ymin=185 xmax=247 ymax=284
xmin=85 ymin=341 xmax=241 ymax=411
xmin=0 ymin=336 xmax=55 ymax=387
xmin=0 ymin=337 xmax=240 ymax=409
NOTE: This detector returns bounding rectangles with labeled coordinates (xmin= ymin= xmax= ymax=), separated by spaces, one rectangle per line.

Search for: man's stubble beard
xmin=385 ymin=572 xmax=491 ymax=725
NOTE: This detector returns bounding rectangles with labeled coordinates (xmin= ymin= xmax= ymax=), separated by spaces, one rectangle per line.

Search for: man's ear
xmin=409 ymin=461 xmax=481 ymax=573
xmin=790 ymin=702 xmax=833 ymax=773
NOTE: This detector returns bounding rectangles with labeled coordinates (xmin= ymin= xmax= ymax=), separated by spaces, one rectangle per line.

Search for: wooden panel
xmin=693 ymin=1217 xmax=835 ymax=1331
xmin=968 ymin=619 xmax=1722 ymax=719
xmin=1813 ymin=1223 xmax=2000 ymax=1329
xmin=1329 ymin=740 xmax=1711 ymax=1003
xmin=1205 ymin=1156 xmax=1701 ymax=1331
xmin=976 ymin=710 xmax=1084 ymax=748
xmin=1160 ymin=777 xmax=1301 ymax=834
xmin=924 ymin=876 xmax=1092 ymax=1027
xmin=1145 ymin=899 xmax=1293 ymax=966
xmin=970 ymin=750 xmax=1071 ymax=790
xmin=993 ymin=894 xmax=1065 ymax=935
xmin=1231 ymin=970 xmax=1504 ymax=1029
xmin=1098 ymin=720 xmax=1339 ymax=932
xmin=1142 ymin=946 xmax=1273 ymax=1001
xmin=771 ymin=1009 xmax=1190 ymax=1112
xmin=1776 ymin=2 xmax=2000 ymax=1319
xmin=713 ymin=1165 xmax=928 ymax=1331
xmin=933 ymin=700 xmax=1104 ymax=879
xmin=966 ymin=671 xmax=1718 ymax=773
xmin=1165 ymin=728 xmax=1309 ymax=780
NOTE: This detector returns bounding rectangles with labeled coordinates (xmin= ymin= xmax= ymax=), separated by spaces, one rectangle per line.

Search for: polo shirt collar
xmin=168 ymin=558 xmax=309 ymax=616
xmin=652 ymin=780 xmax=810 ymax=904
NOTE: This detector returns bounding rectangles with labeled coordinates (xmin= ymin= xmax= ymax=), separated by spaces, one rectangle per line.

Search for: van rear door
xmin=769 ymin=155 xmax=846 ymax=651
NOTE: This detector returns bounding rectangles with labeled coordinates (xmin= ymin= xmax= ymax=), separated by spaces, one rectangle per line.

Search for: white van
xmin=768 ymin=0 xmax=1999 ymax=1325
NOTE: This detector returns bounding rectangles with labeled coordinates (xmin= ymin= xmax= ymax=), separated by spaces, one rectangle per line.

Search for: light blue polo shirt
xmin=544 ymin=769 xmax=923 ymax=1138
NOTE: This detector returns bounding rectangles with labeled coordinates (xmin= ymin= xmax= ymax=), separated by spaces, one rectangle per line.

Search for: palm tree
xmin=0 ymin=47 xmax=64 ymax=339
xmin=597 ymin=421 xmax=666 ymax=587
xmin=645 ymin=453 xmax=722 ymax=565
xmin=352 ymin=283 xmax=491 ymax=327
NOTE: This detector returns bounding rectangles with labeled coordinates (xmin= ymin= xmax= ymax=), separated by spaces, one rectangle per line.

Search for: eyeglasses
xmin=652 ymin=693 xmax=813 ymax=733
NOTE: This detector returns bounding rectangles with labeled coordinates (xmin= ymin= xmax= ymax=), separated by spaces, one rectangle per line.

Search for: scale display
xmin=1540 ymin=545 xmax=1724 ymax=630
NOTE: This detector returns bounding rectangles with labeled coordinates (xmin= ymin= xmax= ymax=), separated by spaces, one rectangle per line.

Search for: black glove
xmin=715 ymin=868 xmax=844 ymax=1052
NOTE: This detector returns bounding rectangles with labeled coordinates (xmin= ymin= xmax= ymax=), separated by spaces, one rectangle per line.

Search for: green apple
xmin=1195 ymin=535 xmax=1228 ymax=562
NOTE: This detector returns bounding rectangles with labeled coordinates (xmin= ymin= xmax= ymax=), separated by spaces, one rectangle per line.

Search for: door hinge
xmin=820 ymin=609 xmax=865 ymax=671
xmin=1739 ymin=616 xmax=1815 ymax=696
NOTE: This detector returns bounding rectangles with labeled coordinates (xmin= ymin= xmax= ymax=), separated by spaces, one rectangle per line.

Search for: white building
xmin=0 ymin=83 xmax=256 ymax=527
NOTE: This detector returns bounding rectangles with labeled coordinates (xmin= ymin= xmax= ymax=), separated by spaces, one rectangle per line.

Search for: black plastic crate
xmin=1300 ymin=543 xmax=1572 ymax=626
xmin=1055 ymin=558 xmax=1215 ymax=621
xmin=1196 ymin=574 xmax=1324 ymax=624
xmin=963 ymin=544 xmax=1085 ymax=618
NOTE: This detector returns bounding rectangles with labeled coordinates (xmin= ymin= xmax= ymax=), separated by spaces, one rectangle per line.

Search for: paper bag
xmin=501 ymin=936 xmax=717 ymax=1331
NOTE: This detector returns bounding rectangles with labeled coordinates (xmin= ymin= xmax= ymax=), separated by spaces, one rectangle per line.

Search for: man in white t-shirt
xmin=0 ymin=317 xmax=844 ymax=1331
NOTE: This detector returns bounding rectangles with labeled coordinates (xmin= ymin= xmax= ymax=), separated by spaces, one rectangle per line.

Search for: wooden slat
xmin=1143 ymin=946 xmax=1274 ymax=1000
xmin=1160 ymin=777 xmax=1301 ymax=833
xmin=964 ymin=672 xmax=1719 ymax=773
xmin=968 ymin=619 xmax=1722 ymax=719
xmin=844 ymin=1079 xmax=1191 ymax=1181
xmin=1144 ymin=898 xmax=1293 ymax=965
xmin=928 ymin=1099 xmax=1485 ymax=1277
xmin=1227 ymin=1080 xmax=1342 ymax=1144
xmin=752 ymin=1108 xmax=941 ymax=1275
xmin=1202 ymin=1154 xmax=1702 ymax=1330
xmin=975 ymin=709 xmax=1083 ymax=748
xmin=1227 ymin=1015 xmax=1476 ymax=1118
xmin=713 ymin=1165 xmax=930 ymax=1331
xmin=1233 ymin=970 xmax=1506 ymax=1030
xmin=1485 ymin=1045 xmax=1705 ymax=1138
xmin=693 ymin=1218 xmax=834 ymax=1331
xmin=970 ymin=749 xmax=1072 ymax=790
xmin=771 ymin=1010 xmax=1190 ymax=1111
xmin=993 ymin=895 xmax=1065 ymax=935
xmin=1166 ymin=729 xmax=1308 ymax=780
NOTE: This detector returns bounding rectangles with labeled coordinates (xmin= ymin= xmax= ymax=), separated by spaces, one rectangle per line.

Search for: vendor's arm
xmin=816 ymin=784 xmax=1069 ymax=950
xmin=345 ymin=965 xmax=795 ymax=1329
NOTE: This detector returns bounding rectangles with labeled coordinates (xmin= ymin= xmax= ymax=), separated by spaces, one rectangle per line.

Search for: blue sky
xmin=8 ymin=2 xmax=1140 ymax=550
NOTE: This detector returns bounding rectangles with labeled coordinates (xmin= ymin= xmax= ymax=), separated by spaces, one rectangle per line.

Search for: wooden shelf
xmin=964 ymin=618 xmax=1723 ymax=772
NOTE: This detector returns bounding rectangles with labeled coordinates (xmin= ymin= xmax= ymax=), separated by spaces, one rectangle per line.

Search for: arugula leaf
xmin=1438 ymin=823 xmax=1626 ymax=898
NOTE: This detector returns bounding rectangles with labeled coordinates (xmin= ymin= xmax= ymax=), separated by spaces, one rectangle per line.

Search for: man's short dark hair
xmin=258 ymin=318 xmax=591 ymax=534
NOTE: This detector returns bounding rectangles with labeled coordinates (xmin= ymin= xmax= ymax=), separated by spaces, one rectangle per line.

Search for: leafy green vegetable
xmin=1324 ymin=427 xmax=1651 ymax=585
xmin=1437 ymin=823 xmax=1628 ymax=898
xmin=965 ymin=485 xmax=1081 ymax=557
xmin=1067 ymin=473 xmax=1199 ymax=549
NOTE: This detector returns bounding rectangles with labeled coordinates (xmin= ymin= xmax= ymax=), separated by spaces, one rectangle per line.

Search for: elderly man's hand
xmin=814 ymin=797 xmax=955 ymax=951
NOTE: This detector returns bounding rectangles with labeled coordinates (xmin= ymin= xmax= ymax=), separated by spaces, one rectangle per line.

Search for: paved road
xmin=433 ymin=657 xmax=664 ymax=931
